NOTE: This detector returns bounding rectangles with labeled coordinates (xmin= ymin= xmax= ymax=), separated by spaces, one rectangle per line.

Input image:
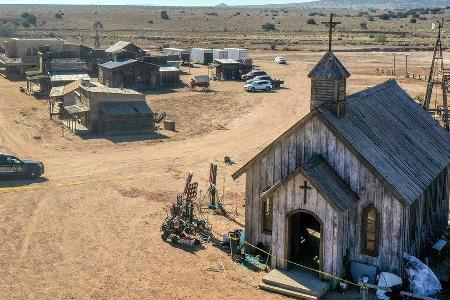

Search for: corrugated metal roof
xmin=64 ymin=102 xmax=90 ymax=114
xmin=260 ymin=155 xmax=357 ymax=211
xmin=318 ymin=79 xmax=450 ymax=204
xmin=51 ymin=74 xmax=90 ymax=82
xmin=81 ymin=82 xmax=142 ymax=95
xmin=214 ymin=59 xmax=240 ymax=64
xmin=99 ymin=101 xmax=153 ymax=117
xmin=104 ymin=41 xmax=143 ymax=53
xmin=100 ymin=59 xmax=136 ymax=69
xmin=302 ymin=156 xmax=358 ymax=211
xmin=160 ymin=66 xmax=181 ymax=72
xmin=49 ymin=86 xmax=64 ymax=97
xmin=308 ymin=51 xmax=351 ymax=80
xmin=49 ymin=58 xmax=89 ymax=73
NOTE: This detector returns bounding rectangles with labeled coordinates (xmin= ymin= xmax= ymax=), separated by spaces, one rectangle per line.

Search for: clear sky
xmin=0 ymin=0 xmax=312 ymax=6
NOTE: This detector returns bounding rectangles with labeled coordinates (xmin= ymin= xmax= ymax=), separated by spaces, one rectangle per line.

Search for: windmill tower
xmin=423 ymin=18 xmax=449 ymax=131
xmin=93 ymin=21 xmax=103 ymax=49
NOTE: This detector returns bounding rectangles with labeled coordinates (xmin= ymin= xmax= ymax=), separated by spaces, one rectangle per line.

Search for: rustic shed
xmin=105 ymin=41 xmax=145 ymax=61
xmin=232 ymin=51 xmax=450 ymax=285
xmin=160 ymin=66 xmax=181 ymax=88
xmin=213 ymin=59 xmax=252 ymax=81
xmin=98 ymin=59 xmax=160 ymax=90
xmin=98 ymin=101 xmax=154 ymax=136
xmin=63 ymin=82 xmax=154 ymax=136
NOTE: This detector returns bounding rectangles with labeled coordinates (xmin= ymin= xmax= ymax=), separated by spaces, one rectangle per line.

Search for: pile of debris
xmin=161 ymin=172 xmax=210 ymax=246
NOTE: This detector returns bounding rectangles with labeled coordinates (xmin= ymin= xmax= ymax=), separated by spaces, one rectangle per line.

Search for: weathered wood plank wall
xmin=243 ymin=114 xmax=422 ymax=276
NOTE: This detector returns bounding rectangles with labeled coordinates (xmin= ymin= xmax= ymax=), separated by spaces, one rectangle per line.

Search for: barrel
xmin=164 ymin=120 xmax=176 ymax=131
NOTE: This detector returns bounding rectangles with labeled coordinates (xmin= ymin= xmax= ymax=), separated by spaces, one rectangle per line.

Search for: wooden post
xmin=393 ymin=53 xmax=396 ymax=76
xmin=405 ymin=54 xmax=409 ymax=77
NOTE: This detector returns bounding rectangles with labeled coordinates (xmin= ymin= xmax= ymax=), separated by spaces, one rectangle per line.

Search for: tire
xmin=251 ymin=87 xmax=255 ymax=93
xmin=265 ymin=86 xmax=271 ymax=92
xmin=28 ymin=169 xmax=39 ymax=179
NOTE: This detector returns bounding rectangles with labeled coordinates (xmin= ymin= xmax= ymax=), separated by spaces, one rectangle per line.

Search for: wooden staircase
xmin=259 ymin=269 xmax=330 ymax=299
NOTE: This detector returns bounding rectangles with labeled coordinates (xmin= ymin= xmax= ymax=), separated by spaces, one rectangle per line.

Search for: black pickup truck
xmin=0 ymin=152 xmax=44 ymax=179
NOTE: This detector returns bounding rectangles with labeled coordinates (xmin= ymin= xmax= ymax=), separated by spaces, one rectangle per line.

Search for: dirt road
xmin=0 ymin=51 xmax=432 ymax=299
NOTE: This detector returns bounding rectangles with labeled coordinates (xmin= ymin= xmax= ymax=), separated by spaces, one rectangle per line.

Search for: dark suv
xmin=241 ymin=70 xmax=267 ymax=81
xmin=0 ymin=153 xmax=44 ymax=179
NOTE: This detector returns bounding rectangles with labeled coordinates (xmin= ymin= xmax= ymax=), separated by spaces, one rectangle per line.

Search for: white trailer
xmin=213 ymin=49 xmax=228 ymax=60
xmin=224 ymin=48 xmax=250 ymax=60
xmin=163 ymin=48 xmax=186 ymax=57
xmin=191 ymin=48 xmax=213 ymax=64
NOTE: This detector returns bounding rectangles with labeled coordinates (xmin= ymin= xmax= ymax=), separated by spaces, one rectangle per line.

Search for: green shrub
xmin=54 ymin=13 xmax=63 ymax=19
xmin=160 ymin=10 xmax=170 ymax=20
xmin=360 ymin=22 xmax=367 ymax=29
xmin=410 ymin=18 xmax=417 ymax=23
xmin=307 ymin=18 xmax=317 ymax=25
xmin=0 ymin=22 xmax=17 ymax=37
xmin=262 ymin=23 xmax=276 ymax=31
xmin=374 ymin=33 xmax=387 ymax=43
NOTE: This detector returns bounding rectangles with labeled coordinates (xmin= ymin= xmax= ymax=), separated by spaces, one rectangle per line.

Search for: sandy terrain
xmin=0 ymin=50 xmax=439 ymax=299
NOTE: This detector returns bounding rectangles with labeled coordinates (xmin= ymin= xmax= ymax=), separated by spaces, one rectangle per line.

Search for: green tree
xmin=262 ymin=23 xmax=276 ymax=31
xmin=160 ymin=10 xmax=170 ymax=20
xmin=307 ymin=18 xmax=317 ymax=25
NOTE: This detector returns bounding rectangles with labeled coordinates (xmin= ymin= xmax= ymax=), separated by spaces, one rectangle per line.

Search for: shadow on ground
xmin=0 ymin=176 xmax=49 ymax=188
xmin=79 ymin=131 xmax=169 ymax=143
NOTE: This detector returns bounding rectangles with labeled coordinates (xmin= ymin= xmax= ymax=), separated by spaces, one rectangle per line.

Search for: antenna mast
xmin=423 ymin=18 xmax=449 ymax=131
xmin=423 ymin=19 xmax=450 ymax=131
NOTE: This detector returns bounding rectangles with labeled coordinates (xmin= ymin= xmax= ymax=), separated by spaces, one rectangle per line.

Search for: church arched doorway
xmin=287 ymin=210 xmax=322 ymax=272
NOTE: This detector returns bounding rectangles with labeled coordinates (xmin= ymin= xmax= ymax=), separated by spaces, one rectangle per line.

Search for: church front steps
xmin=260 ymin=269 xmax=329 ymax=299
xmin=259 ymin=282 xmax=319 ymax=300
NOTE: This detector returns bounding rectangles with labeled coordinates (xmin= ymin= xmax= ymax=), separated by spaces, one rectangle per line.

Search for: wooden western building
xmin=62 ymin=82 xmax=154 ymax=136
xmin=104 ymin=41 xmax=146 ymax=61
xmin=98 ymin=59 xmax=161 ymax=90
xmin=232 ymin=51 xmax=450 ymax=281
xmin=213 ymin=59 xmax=252 ymax=81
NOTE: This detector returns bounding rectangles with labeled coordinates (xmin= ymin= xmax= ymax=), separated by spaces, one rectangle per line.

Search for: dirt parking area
xmin=0 ymin=50 xmax=437 ymax=299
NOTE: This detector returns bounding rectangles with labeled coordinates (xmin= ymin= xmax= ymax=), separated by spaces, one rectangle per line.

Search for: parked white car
xmin=244 ymin=80 xmax=273 ymax=92
xmin=275 ymin=56 xmax=287 ymax=64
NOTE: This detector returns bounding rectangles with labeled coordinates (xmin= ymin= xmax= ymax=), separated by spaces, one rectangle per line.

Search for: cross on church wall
xmin=300 ymin=180 xmax=312 ymax=205
xmin=321 ymin=13 xmax=341 ymax=52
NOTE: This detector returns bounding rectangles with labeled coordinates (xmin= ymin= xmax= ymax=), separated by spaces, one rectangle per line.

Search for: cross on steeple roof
xmin=322 ymin=13 xmax=341 ymax=52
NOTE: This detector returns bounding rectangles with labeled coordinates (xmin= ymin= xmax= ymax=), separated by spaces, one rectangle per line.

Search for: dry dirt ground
xmin=0 ymin=50 xmax=440 ymax=299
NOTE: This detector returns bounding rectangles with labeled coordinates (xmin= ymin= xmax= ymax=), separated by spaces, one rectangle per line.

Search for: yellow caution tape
xmin=0 ymin=174 xmax=135 ymax=193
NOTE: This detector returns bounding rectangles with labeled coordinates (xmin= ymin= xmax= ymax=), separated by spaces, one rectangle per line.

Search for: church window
xmin=262 ymin=197 xmax=273 ymax=233
xmin=362 ymin=205 xmax=379 ymax=256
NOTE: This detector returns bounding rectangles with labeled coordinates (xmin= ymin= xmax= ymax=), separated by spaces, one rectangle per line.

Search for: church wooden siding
xmin=244 ymin=114 xmax=407 ymax=275
xmin=270 ymin=171 xmax=342 ymax=276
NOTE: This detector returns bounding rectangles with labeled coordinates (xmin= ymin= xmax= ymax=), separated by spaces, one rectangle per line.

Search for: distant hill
xmin=319 ymin=0 xmax=449 ymax=7
xmin=216 ymin=3 xmax=228 ymax=7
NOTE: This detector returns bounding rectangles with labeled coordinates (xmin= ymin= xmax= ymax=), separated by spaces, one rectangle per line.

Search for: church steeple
xmin=307 ymin=14 xmax=351 ymax=118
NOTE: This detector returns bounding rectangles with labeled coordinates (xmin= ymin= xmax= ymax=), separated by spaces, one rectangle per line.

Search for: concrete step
xmin=259 ymin=282 xmax=318 ymax=300
xmin=262 ymin=269 xmax=329 ymax=297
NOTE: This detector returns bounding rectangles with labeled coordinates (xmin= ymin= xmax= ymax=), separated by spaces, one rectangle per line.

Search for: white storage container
xmin=224 ymin=48 xmax=249 ymax=60
xmin=213 ymin=49 xmax=228 ymax=60
xmin=163 ymin=48 xmax=186 ymax=58
xmin=191 ymin=48 xmax=213 ymax=64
